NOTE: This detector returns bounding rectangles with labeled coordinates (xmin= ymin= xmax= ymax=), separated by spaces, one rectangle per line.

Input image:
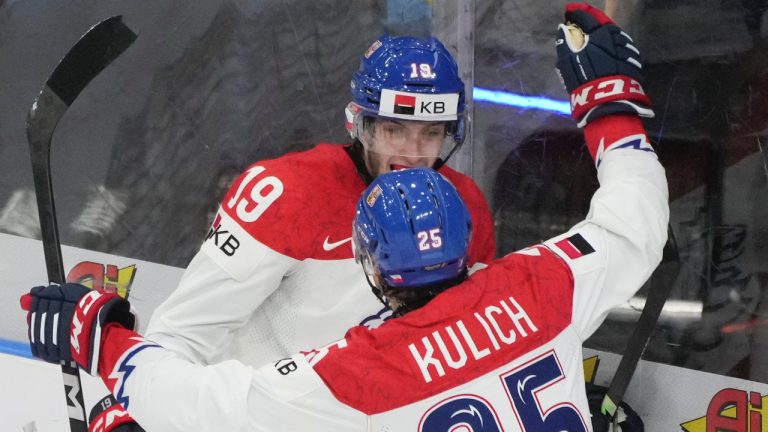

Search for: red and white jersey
xmin=145 ymin=144 xmax=495 ymax=366
xmin=99 ymin=117 xmax=669 ymax=431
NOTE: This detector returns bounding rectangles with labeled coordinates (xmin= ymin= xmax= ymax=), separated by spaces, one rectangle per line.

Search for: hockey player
xmin=21 ymin=4 xmax=665 ymax=431
xmin=142 ymin=34 xmax=495 ymax=369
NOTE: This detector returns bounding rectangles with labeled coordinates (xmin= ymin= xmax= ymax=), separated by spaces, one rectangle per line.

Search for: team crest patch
xmin=367 ymin=184 xmax=383 ymax=207
xmin=554 ymin=233 xmax=595 ymax=259
xmin=364 ymin=40 xmax=382 ymax=58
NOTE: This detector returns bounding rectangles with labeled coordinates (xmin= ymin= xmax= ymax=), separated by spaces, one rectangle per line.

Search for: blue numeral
xmin=420 ymin=352 xmax=587 ymax=431
xmin=421 ymin=396 xmax=502 ymax=432
xmin=503 ymin=352 xmax=587 ymax=431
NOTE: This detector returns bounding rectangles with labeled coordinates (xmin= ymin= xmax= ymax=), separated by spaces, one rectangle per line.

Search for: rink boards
xmin=1 ymin=232 xmax=767 ymax=431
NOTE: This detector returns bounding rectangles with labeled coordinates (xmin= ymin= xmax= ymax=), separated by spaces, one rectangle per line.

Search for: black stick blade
xmin=26 ymin=16 xmax=136 ymax=285
xmin=46 ymin=16 xmax=137 ymax=107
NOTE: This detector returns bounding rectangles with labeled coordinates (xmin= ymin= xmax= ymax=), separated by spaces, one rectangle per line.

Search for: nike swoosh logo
xmin=323 ymin=236 xmax=352 ymax=251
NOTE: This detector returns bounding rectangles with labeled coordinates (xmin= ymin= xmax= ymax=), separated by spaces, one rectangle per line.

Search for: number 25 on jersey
xmin=420 ymin=352 xmax=588 ymax=431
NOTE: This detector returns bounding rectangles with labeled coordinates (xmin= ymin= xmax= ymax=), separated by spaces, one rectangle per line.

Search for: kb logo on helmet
xmin=380 ymin=89 xmax=459 ymax=121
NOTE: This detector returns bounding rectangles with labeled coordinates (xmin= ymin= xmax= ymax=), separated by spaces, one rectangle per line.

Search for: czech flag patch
xmin=554 ymin=233 xmax=595 ymax=259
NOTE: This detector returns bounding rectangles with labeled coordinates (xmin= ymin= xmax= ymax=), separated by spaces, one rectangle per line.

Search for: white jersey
xmin=99 ymin=117 xmax=669 ymax=431
xmin=145 ymin=144 xmax=495 ymax=366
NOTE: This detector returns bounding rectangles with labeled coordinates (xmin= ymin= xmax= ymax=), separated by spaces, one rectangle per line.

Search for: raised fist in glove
xmin=556 ymin=2 xmax=654 ymax=127
xmin=21 ymin=283 xmax=135 ymax=375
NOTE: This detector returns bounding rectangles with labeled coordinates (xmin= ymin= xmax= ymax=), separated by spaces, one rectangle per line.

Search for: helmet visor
xmin=350 ymin=111 xmax=467 ymax=171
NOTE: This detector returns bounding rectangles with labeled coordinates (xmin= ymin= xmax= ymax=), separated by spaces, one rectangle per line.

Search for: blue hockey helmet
xmin=345 ymin=35 xmax=468 ymax=164
xmin=353 ymin=167 xmax=472 ymax=292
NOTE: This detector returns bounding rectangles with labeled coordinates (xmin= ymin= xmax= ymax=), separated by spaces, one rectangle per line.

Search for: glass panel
xmin=1 ymin=0 xmax=767 ymax=401
xmin=475 ymin=0 xmax=768 ymax=385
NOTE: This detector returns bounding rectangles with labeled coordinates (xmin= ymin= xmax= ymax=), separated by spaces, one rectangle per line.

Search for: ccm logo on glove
xmin=570 ymin=76 xmax=648 ymax=119
xmin=71 ymin=290 xmax=104 ymax=355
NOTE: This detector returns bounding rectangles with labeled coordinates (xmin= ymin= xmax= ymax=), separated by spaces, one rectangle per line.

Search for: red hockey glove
xmin=555 ymin=3 xmax=654 ymax=127
xmin=88 ymin=395 xmax=145 ymax=432
xmin=21 ymin=284 xmax=135 ymax=375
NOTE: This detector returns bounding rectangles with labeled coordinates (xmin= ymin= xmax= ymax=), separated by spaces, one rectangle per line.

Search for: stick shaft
xmin=25 ymin=16 xmax=136 ymax=432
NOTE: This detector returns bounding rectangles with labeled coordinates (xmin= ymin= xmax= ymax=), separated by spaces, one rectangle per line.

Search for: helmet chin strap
xmin=362 ymin=268 xmax=393 ymax=313
xmin=345 ymin=139 xmax=376 ymax=185
xmin=432 ymin=136 xmax=464 ymax=170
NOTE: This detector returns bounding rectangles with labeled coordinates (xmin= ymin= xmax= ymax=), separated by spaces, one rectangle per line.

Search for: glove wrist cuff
xmin=570 ymin=75 xmax=653 ymax=124
xmin=88 ymin=397 xmax=136 ymax=432
xmin=71 ymin=291 xmax=133 ymax=375
xmin=71 ymin=291 xmax=118 ymax=373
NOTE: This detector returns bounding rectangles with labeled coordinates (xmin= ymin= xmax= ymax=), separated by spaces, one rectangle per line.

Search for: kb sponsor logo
xmin=417 ymin=100 xmax=446 ymax=115
xmin=206 ymin=213 xmax=240 ymax=257
xmin=274 ymin=358 xmax=298 ymax=376
xmin=380 ymin=89 xmax=458 ymax=120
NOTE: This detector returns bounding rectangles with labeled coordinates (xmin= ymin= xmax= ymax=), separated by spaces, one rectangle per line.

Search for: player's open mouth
xmin=390 ymin=164 xmax=411 ymax=171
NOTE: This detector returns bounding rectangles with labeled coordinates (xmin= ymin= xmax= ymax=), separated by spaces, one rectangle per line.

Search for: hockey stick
xmin=26 ymin=16 xmax=136 ymax=432
xmin=586 ymin=1 xmax=678 ymax=421
xmin=600 ymin=226 xmax=681 ymax=418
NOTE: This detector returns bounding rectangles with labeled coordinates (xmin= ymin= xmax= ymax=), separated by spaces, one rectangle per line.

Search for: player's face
xmin=364 ymin=119 xmax=446 ymax=177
